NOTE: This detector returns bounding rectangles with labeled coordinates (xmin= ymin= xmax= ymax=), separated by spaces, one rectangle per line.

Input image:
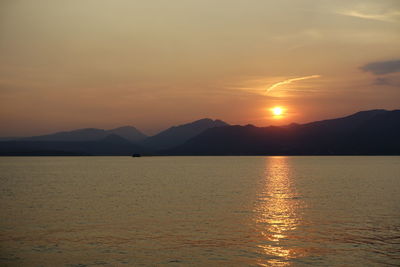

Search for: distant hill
xmin=107 ymin=126 xmax=147 ymax=142
xmin=141 ymin=118 xmax=229 ymax=150
xmin=0 ymin=134 xmax=145 ymax=156
xmin=19 ymin=126 xmax=147 ymax=143
xmin=164 ymin=110 xmax=400 ymax=155
xmin=297 ymin=109 xmax=388 ymax=134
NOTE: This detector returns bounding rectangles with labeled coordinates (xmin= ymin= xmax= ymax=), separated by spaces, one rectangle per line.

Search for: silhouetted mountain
xmin=20 ymin=126 xmax=147 ymax=143
xmin=0 ymin=135 xmax=145 ymax=156
xmin=141 ymin=118 xmax=229 ymax=150
xmin=23 ymin=128 xmax=108 ymax=142
xmin=345 ymin=110 xmax=400 ymax=154
xmin=297 ymin=109 xmax=388 ymax=133
xmin=108 ymin=126 xmax=147 ymax=142
xmin=2 ymin=110 xmax=399 ymax=156
xmin=0 ymin=137 xmax=18 ymax=141
xmin=165 ymin=110 xmax=400 ymax=155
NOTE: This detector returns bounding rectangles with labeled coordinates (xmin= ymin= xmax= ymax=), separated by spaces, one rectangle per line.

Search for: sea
xmin=0 ymin=156 xmax=399 ymax=266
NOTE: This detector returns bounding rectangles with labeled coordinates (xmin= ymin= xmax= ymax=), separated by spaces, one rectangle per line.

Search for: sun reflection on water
xmin=254 ymin=157 xmax=305 ymax=266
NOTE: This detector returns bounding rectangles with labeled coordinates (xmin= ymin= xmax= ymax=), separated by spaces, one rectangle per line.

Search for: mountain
xmin=108 ymin=126 xmax=147 ymax=142
xmin=297 ymin=109 xmax=388 ymax=134
xmin=20 ymin=126 xmax=147 ymax=143
xmin=141 ymin=118 xmax=229 ymax=150
xmin=164 ymin=110 xmax=400 ymax=155
xmin=2 ymin=110 xmax=399 ymax=156
xmin=0 ymin=134 xmax=145 ymax=156
xmin=23 ymin=128 xmax=109 ymax=142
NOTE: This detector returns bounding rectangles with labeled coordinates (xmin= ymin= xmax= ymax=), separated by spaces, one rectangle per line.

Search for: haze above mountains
xmin=1 ymin=110 xmax=399 ymax=156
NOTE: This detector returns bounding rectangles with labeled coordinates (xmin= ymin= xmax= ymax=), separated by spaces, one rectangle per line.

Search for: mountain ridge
xmin=164 ymin=109 xmax=400 ymax=155
xmin=1 ymin=110 xmax=399 ymax=156
xmin=140 ymin=118 xmax=229 ymax=150
xmin=0 ymin=134 xmax=145 ymax=156
xmin=18 ymin=126 xmax=147 ymax=143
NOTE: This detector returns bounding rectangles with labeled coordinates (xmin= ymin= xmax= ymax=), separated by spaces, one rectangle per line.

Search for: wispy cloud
xmin=374 ymin=77 xmax=390 ymax=86
xmin=361 ymin=59 xmax=400 ymax=75
xmin=338 ymin=10 xmax=400 ymax=22
xmin=267 ymin=75 xmax=321 ymax=93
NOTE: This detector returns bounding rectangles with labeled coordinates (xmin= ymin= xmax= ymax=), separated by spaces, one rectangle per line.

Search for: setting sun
xmin=271 ymin=107 xmax=284 ymax=116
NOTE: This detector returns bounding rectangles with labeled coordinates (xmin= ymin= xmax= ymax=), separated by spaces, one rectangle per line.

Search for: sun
xmin=271 ymin=106 xmax=284 ymax=116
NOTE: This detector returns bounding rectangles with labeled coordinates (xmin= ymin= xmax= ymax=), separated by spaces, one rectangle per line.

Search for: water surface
xmin=0 ymin=156 xmax=399 ymax=266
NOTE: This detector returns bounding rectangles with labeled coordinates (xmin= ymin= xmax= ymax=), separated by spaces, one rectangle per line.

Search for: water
xmin=0 ymin=156 xmax=399 ymax=266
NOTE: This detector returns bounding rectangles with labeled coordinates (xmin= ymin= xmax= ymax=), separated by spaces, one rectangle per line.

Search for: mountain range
xmin=141 ymin=118 xmax=228 ymax=150
xmin=165 ymin=109 xmax=400 ymax=155
xmin=20 ymin=126 xmax=147 ymax=143
xmin=0 ymin=118 xmax=229 ymax=156
xmin=0 ymin=134 xmax=145 ymax=156
xmin=0 ymin=110 xmax=399 ymax=156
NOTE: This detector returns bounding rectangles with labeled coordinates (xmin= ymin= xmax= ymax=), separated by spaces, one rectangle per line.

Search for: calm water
xmin=0 ymin=156 xmax=399 ymax=266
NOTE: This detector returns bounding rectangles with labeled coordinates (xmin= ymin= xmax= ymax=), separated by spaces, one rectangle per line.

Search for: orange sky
xmin=1 ymin=0 xmax=399 ymax=136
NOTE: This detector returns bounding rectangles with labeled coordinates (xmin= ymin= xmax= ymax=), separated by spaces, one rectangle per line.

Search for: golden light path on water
xmin=254 ymin=157 xmax=306 ymax=266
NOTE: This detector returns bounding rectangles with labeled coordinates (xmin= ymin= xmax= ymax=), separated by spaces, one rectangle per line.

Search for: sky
xmin=0 ymin=0 xmax=399 ymax=136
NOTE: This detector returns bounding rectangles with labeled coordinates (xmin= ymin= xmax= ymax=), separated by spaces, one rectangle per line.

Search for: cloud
xmin=338 ymin=10 xmax=400 ymax=22
xmin=372 ymin=75 xmax=400 ymax=87
xmin=267 ymin=75 xmax=321 ymax=92
xmin=374 ymin=77 xmax=390 ymax=86
xmin=361 ymin=60 xmax=400 ymax=75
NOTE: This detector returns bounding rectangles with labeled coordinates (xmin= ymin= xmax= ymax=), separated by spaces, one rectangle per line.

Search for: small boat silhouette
xmin=132 ymin=154 xmax=141 ymax=157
